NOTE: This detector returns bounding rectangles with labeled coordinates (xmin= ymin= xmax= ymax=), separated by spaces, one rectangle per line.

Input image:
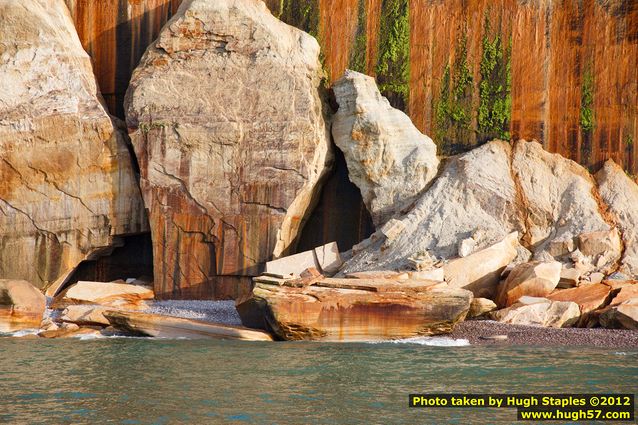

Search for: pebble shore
xmin=448 ymin=320 xmax=638 ymax=348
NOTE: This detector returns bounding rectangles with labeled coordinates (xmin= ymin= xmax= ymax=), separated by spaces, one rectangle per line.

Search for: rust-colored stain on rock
xmin=68 ymin=0 xmax=637 ymax=173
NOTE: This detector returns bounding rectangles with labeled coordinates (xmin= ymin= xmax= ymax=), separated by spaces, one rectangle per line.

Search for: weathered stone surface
xmin=496 ymin=261 xmax=561 ymax=307
xmin=60 ymin=305 xmax=111 ymax=326
xmin=125 ymin=0 xmax=332 ymax=298
xmin=576 ymin=229 xmax=622 ymax=272
xmin=547 ymin=283 xmax=612 ymax=325
xmin=608 ymin=284 xmax=638 ymax=307
xmin=596 ymin=160 xmax=638 ymax=277
xmin=0 ymin=279 xmax=46 ymax=331
xmin=491 ymin=299 xmax=581 ymax=328
xmin=52 ymin=281 xmax=154 ymax=309
xmin=444 ymin=232 xmax=520 ymax=299
xmin=468 ymin=298 xmax=497 ymax=318
xmin=558 ymin=268 xmax=581 ymax=288
xmin=599 ymin=300 xmax=638 ymax=331
xmin=104 ymin=310 xmax=273 ymax=340
xmin=265 ymin=243 xmax=341 ymax=278
xmin=341 ymin=141 xmax=523 ymax=273
xmin=0 ymin=0 xmax=147 ymax=290
xmin=237 ymin=278 xmax=472 ymax=341
xmin=331 ymin=70 xmax=439 ymax=226
xmin=511 ymin=141 xmax=615 ymax=267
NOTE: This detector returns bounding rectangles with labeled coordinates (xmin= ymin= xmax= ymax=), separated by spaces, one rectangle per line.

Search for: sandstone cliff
xmin=66 ymin=0 xmax=637 ymax=174
xmin=0 ymin=0 xmax=147 ymax=290
xmin=125 ymin=0 xmax=332 ymax=299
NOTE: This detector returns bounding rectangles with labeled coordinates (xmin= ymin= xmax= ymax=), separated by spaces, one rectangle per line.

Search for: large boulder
xmin=0 ymin=0 xmax=147 ymax=290
xmin=496 ymin=261 xmax=561 ymax=307
xmin=125 ymin=0 xmax=332 ymax=298
xmin=596 ymin=160 xmax=638 ymax=277
xmin=599 ymin=300 xmax=638 ymax=330
xmin=0 ymin=279 xmax=46 ymax=331
xmin=331 ymin=70 xmax=439 ymax=226
xmin=236 ymin=277 xmax=472 ymax=341
xmin=547 ymin=283 xmax=611 ymax=315
xmin=491 ymin=297 xmax=580 ymax=328
xmin=444 ymin=232 xmax=520 ymax=299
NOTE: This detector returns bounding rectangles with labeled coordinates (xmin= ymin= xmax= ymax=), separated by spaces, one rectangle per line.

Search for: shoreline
xmin=447 ymin=319 xmax=638 ymax=348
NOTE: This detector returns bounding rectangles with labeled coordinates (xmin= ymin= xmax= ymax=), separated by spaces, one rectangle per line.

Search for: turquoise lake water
xmin=0 ymin=338 xmax=636 ymax=424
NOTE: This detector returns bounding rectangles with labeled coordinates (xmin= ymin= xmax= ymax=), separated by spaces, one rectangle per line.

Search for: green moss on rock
xmin=376 ymin=0 xmax=410 ymax=110
xmin=433 ymin=31 xmax=474 ymax=154
xmin=580 ymin=68 xmax=595 ymax=133
xmin=477 ymin=17 xmax=511 ymax=142
xmin=349 ymin=0 xmax=368 ymax=73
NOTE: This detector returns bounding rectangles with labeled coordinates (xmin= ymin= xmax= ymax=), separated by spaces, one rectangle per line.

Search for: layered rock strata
xmin=0 ymin=0 xmax=147 ymax=290
xmin=236 ymin=277 xmax=472 ymax=341
xmin=125 ymin=0 xmax=332 ymax=298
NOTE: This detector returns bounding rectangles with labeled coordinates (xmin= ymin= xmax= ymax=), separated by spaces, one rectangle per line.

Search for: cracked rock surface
xmin=341 ymin=139 xmax=637 ymax=278
xmin=125 ymin=0 xmax=332 ymax=298
xmin=0 ymin=0 xmax=147 ymax=289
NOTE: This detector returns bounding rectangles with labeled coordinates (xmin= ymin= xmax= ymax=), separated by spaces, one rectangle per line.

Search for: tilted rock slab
xmin=236 ymin=278 xmax=472 ymax=341
xmin=596 ymin=160 xmax=638 ymax=276
xmin=104 ymin=310 xmax=273 ymax=341
xmin=340 ymin=141 xmax=524 ymax=272
xmin=444 ymin=232 xmax=520 ymax=299
xmin=496 ymin=261 xmax=561 ymax=307
xmin=126 ymin=0 xmax=332 ymax=298
xmin=332 ymin=70 xmax=439 ymax=226
xmin=0 ymin=0 xmax=147 ymax=289
xmin=341 ymin=140 xmax=624 ymax=277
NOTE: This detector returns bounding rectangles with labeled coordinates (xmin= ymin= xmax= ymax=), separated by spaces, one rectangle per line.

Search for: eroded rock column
xmin=125 ymin=0 xmax=332 ymax=298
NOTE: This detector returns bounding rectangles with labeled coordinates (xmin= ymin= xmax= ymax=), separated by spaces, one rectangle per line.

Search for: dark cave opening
xmin=58 ymin=233 xmax=154 ymax=294
xmin=295 ymin=147 xmax=375 ymax=254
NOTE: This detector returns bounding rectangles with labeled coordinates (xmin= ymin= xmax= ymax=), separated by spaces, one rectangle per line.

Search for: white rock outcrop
xmin=596 ymin=160 xmax=638 ymax=276
xmin=332 ymin=70 xmax=439 ymax=226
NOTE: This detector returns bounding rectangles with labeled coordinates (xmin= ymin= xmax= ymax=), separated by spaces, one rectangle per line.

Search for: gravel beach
xmin=448 ymin=320 xmax=638 ymax=348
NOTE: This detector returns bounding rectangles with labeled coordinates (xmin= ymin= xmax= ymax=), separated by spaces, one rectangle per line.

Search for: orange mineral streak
xmin=68 ymin=0 xmax=637 ymax=171
xmin=65 ymin=0 xmax=183 ymax=117
xmin=319 ymin=0 xmax=360 ymax=81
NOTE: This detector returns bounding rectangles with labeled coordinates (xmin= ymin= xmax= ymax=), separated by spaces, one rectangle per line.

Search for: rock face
xmin=237 ymin=278 xmax=472 ymax=341
xmin=125 ymin=0 xmax=332 ymax=299
xmin=491 ymin=298 xmax=581 ymax=328
xmin=104 ymin=310 xmax=273 ymax=340
xmin=496 ymin=261 xmax=561 ymax=307
xmin=331 ymin=70 xmax=439 ymax=226
xmin=341 ymin=139 xmax=628 ymax=279
xmin=0 ymin=0 xmax=147 ymax=290
xmin=511 ymin=141 xmax=616 ymax=264
xmin=0 ymin=279 xmax=46 ymax=331
xmin=596 ymin=160 xmax=638 ymax=276
xmin=341 ymin=141 xmax=523 ymax=272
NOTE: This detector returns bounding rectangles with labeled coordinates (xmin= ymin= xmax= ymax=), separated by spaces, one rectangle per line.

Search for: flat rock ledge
xmin=104 ymin=311 xmax=273 ymax=341
xmin=236 ymin=277 xmax=472 ymax=341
